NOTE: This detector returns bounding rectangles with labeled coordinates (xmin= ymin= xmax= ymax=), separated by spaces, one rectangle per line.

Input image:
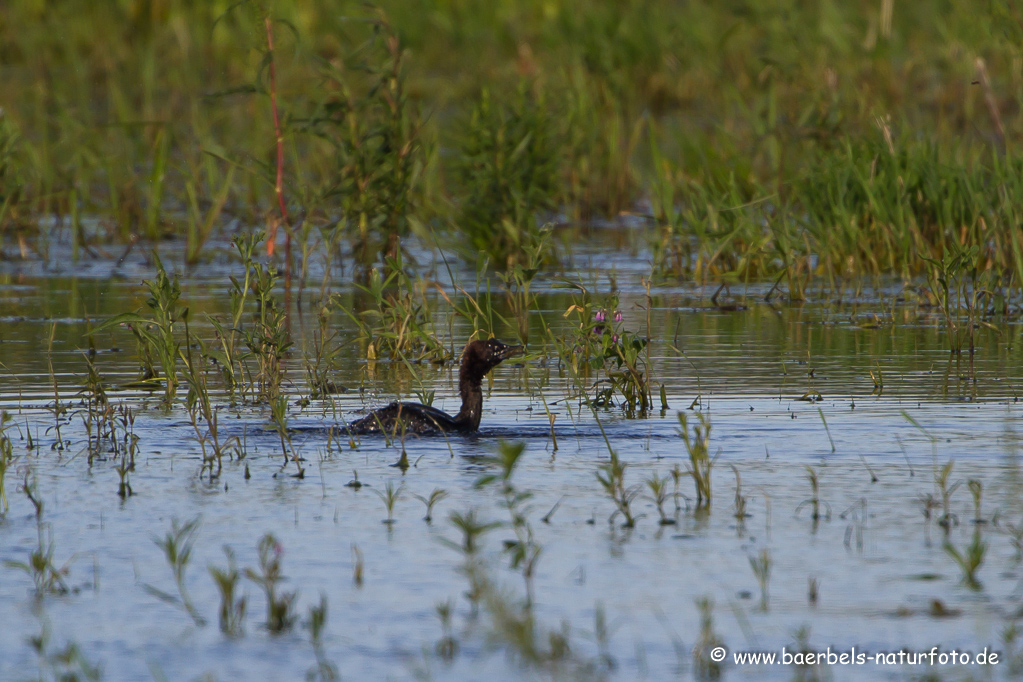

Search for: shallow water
xmin=2 ymin=234 xmax=1023 ymax=681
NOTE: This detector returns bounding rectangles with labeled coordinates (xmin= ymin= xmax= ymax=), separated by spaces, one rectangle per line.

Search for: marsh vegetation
xmin=3 ymin=1 xmax=1023 ymax=680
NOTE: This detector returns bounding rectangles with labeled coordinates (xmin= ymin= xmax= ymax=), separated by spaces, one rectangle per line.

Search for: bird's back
xmin=346 ymin=401 xmax=463 ymax=435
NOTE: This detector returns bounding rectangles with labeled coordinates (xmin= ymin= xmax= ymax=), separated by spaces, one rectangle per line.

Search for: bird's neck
xmin=454 ymin=364 xmax=485 ymax=431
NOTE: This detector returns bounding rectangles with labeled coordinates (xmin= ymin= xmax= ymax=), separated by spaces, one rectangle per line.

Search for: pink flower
xmin=594 ymin=311 xmax=606 ymax=323
xmin=611 ymin=334 xmax=619 ymax=344
xmin=613 ymin=310 xmax=623 ymax=323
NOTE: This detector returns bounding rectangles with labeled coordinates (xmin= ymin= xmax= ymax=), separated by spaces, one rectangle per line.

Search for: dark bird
xmin=347 ymin=338 xmax=523 ymax=435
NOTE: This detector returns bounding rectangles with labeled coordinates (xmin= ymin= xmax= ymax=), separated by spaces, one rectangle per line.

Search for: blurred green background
xmin=1 ymin=0 xmax=1021 ymax=279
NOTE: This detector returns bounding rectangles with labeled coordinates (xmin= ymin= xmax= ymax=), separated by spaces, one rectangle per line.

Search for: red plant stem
xmin=264 ymin=16 xmax=291 ymax=298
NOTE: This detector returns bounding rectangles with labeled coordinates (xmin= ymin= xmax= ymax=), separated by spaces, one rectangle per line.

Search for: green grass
xmin=453 ymin=86 xmax=559 ymax=267
xmin=1 ymin=1 xmax=1021 ymax=278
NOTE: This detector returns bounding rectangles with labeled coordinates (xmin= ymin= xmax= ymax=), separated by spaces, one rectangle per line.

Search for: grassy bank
xmin=0 ymin=0 xmax=1021 ymax=282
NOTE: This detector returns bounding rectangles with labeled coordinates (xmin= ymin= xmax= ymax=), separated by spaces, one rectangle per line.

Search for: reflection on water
xmin=1 ymin=238 xmax=1023 ymax=680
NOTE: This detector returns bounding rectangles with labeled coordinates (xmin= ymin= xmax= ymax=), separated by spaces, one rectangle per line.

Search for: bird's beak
xmin=496 ymin=344 xmax=525 ymax=362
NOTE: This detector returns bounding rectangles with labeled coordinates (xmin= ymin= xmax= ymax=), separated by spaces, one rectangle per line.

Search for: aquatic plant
xmin=262 ymin=13 xmax=292 ymax=273
xmin=749 ymin=548 xmax=771 ymax=611
xmin=245 ymin=534 xmax=297 ymax=634
xmin=114 ymin=448 xmax=133 ymax=500
xmin=0 ymin=411 xmax=13 ymax=515
xmin=184 ymin=163 xmax=234 ymax=265
xmin=351 ymin=544 xmax=364 ymax=587
xmin=242 ymin=259 xmax=291 ymax=404
xmin=434 ymin=599 xmax=459 ymax=662
xmin=644 ymin=473 xmax=675 ymax=525
xmin=589 ymin=602 xmax=616 ymax=672
xmin=93 ymin=253 xmax=182 ymax=403
xmin=679 ymin=412 xmax=715 ymax=507
xmin=446 ymin=509 xmax=501 ymax=557
xmin=650 ymin=139 xmax=774 ymax=284
xmin=593 ymin=322 xmax=651 ymax=414
xmin=869 ymin=363 xmax=884 ymax=395
xmin=306 ymin=594 xmax=339 ymax=681
xmin=143 ymin=127 xmax=168 ymax=241
xmin=1002 ymin=624 xmax=1023 ymax=676
xmin=231 ymin=258 xmax=303 ymax=474
xmin=496 ymin=225 xmax=551 ymax=343
xmin=555 ymin=290 xmax=651 ymax=414
xmin=477 ymin=441 xmax=543 ymax=605
xmin=7 ymin=528 xmax=70 ymax=597
xmin=332 ymin=250 xmax=446 ymax=362
xmin=808 ymin=576 xmax=820 ymax=606
xmin=789 ymin=626 xmax=825 ymax=681
xmin=76 ymin=350 xmax=110 ymax=464
xmin=27 ymin=615 xmax=102 ymax=682
xmin=794 ymin=134 xmax=1014 ymax=283
xmin=968 ymin=479 xmax=986 ymax=524
xmin=74 ymin=349 xmax=141 ymax=496
xmin=397 ymin=352 xmax=436 ymax=409
xmin=444 ymin=500 xmax=578 ymax=674
xmin=5 ymin=478 xmax=70 ymax=596
xmin=21 ymin=471 xmax=43 ymax=519
xmin=44 ymin=323 xmax=70 ymax=452
xmin=373 ymin=480 xmax=404 ymax=525
xmin=2 ymin=0 xmax=1023 ymax=299
xmin=302 ymin=302 xmax=345 ymax=402
xmin=921 ymin=243 xmax=990 ymax=356
xmin=413 ymin=488 xmax=449 ymax=523
xmin=670 ymin=463 xmax=686 ymax=512
xmin=269 ymin=393 xmax=302 ymax=477
xmin=816 ymin=407 xmax=835 ymax=453
xmin=596 ymin=451 xmax=641 ymax=528
xmin=118 ymin=407 xmax=139 ymax=470
xmin=180 ymin=313 xmax=238 ymax=480
xmin=691 ymin=597 xmax=724 ymax=680
xmin=145 ymin=517 xmax=206 ymax=626
xmin=478 ymin=579 xmax=574 ymax=671
xmin=209 ymin=547 xmax=246 ymax=638
xmin=562 ymin=75 xmax=640 ymax=219
xmin=302 ymin=8 xmax=426 ymax=265
xmin=843 ymin=500 xmax=867 ymax=552
xmin=1002 ymin=519 xmax=1023 ymax=562
xmin=945 ymin=530 xmax=986 ymax=590
xmin=935 ymin=460 xmax=961 ymax=530
xmin=453 ymin=84 xmax=560 ymax=268
xmin=796 ymin=466 xmax=832 ymax=522
xmin=444 ymin=509 xmax=497 ymax=616
xmin=425 ymin=258 xmax=487 ymax=344
xmin=206 ymin=232 xmax=261 ymax=391
xmin=731 ymin=465 xmax=748 ymax=525
xmin=0 ymin=109 xmax=27 ymax=231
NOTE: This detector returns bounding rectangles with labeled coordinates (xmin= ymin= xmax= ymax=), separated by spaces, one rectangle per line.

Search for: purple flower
xmin=613 ymin=310 xmax=623 ymax=323
xmin=611 ymin=334 xmax=619 ymax=344
xmin=595 ymin=310 xmax=606 ymax=323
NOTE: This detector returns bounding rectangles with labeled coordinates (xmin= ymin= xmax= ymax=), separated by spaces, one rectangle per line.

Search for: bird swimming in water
xmin=347 ymin=338 xmax=523 ymax=435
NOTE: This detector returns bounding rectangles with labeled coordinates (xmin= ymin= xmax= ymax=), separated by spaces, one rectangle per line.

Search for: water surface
xmin=1 ymin=234 xmax=1022 ymax=680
